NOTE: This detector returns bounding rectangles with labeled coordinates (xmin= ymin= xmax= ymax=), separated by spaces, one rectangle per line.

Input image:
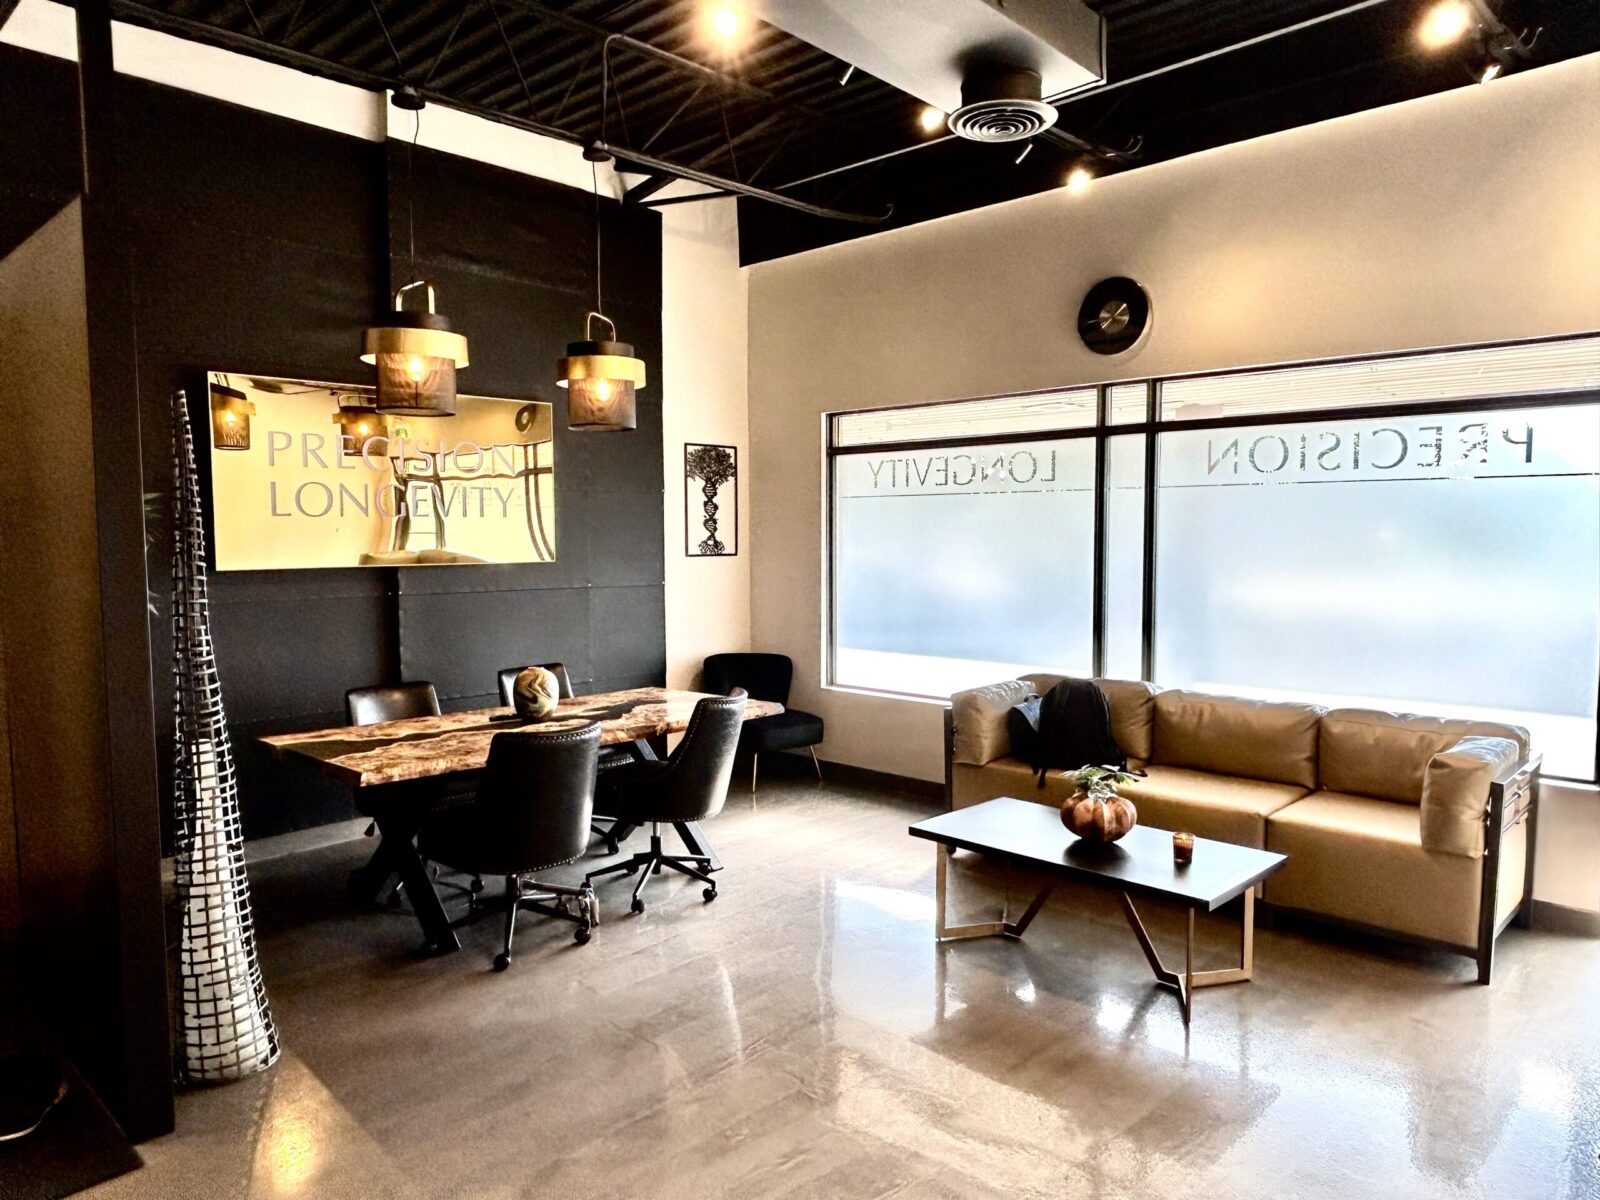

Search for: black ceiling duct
xmin=948 ymin=68 xmax=1058 ymax=143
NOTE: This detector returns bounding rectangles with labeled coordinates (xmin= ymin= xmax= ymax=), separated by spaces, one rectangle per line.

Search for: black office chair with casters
xmin=497 ymin=663 xmax=575 ymax=705
xmin=702 ymin=653 xmax=824 ymax=792
xmin=586 ymin=690 xmax=746 ymax=913
xmin=344 ymin=682 xmax=470 ymax=905
xmin=422 ymin=723 xmax=602 ymax=970
xmin=347 ymin=681 xmax=440 ymax=726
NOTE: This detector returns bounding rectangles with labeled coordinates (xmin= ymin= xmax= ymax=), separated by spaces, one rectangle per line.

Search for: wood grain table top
xmin=259 ymin=687 xmax=782 ymax=788
xmin=910 ymin=798 xmax=1286 ymax=911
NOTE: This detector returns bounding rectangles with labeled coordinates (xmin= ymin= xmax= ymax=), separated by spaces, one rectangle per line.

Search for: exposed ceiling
xmin=103 ymin=0 xmax=1600 ymax=262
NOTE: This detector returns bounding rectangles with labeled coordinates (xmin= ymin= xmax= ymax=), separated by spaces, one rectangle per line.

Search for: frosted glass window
xmin=1103 ymin=435 xmax=1146 ymax=680
xmin=833 ymin=389 xmax=1096 ymax=446
xmin=1108 ymin=383 xmax=1149 ymax=425
xmin=1161 ymin=336 xmax=1600 ymax=422
xmin=1154 ymin=405 xmax=1600 ymax=777
xmin=832 ymin=438 xmax=1095 ymax=697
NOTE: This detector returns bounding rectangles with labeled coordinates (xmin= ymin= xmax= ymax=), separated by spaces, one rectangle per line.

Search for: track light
xmin=1418 ymin=0 xmax=1474 ymax=49
xmin=1064 ymin=166 xmax=1093 ymax=193
xmin=839 ymin=63 xmax=855 ymax=86
xmin=918 ymin=106 xmax=945 ymax=134
xmin=1014 ymin=144 xmax=1033 ymax=166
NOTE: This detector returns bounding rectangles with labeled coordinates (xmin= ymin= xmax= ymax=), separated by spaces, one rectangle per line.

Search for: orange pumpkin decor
xmin=1061 ymin=766 xmax=1138 ymax=844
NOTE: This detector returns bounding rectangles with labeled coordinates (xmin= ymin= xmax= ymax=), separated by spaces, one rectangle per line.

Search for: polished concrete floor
xmin=89 ymin=771 xmax=1599 ymax=1200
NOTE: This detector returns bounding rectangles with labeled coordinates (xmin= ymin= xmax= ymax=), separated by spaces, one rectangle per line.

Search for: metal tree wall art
xmin=170 ymin=389 xmax=280 ymax=1084
xmin=684 ymin=443 xmax=738 ymax=557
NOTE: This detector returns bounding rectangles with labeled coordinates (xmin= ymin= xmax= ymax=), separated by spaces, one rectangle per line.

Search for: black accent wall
xmin=2 ymin=44 xmax=667 ymax=842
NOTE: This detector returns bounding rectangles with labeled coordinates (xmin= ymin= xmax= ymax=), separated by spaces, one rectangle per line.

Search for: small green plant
xmin=1073 ymin=765 xmax=1137 ymax=796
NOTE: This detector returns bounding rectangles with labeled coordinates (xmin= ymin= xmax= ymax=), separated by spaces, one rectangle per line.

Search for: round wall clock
xmin=1077 ymin=277 xmax=1151 ymax=355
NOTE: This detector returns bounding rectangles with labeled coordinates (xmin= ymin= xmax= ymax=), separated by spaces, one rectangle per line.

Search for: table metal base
xmin=932 ymin=844 xmax=1258 ymax=1025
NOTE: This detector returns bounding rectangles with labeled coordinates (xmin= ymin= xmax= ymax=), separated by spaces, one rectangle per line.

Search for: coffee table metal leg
xmin=1120 ymin=889 xmax=1256 ymax=1025
xmin=934 ymin=845 xmax=1053 ymax=942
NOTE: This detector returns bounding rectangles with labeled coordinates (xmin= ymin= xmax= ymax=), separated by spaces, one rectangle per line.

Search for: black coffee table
xmin=909 ymin=797 xmax=1287 ymax=1024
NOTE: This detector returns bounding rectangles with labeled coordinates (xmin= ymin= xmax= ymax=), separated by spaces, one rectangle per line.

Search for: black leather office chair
xmin=702 ymin=653 xmax=824 ymax=792
xmin=422 ymin=723 xmax=602 ymax=971
xmin=499 ymin=662 xmax=630 ymax=852
xmin=344 ymin=681 xmax=478 ymax=903
xmin=497 ymin=663 xmax=574 ymax=706
xmin=346 ymin=681 xmax=441 ymax=725
xmin=585 ymin=690 xmax=746 ymax=913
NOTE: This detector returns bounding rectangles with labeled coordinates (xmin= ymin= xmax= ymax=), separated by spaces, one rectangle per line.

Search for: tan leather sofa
xmin=945 ymin=674 xmax=1541 ymax=983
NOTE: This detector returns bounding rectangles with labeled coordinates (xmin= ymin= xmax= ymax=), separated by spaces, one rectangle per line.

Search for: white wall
xmin=747 ymin=53 xmax=1600 ymax=906
xmin=661 ymin=198 xmax=752 ymax=688
xmin=4 ymin=0 xmax=751 ymax=695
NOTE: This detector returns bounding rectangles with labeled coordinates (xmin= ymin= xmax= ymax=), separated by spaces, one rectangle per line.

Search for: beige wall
xmin=747 ymin=55 xmax=1600 ymax=905
xmin=661 ymin=197 xmax=752 ymax=689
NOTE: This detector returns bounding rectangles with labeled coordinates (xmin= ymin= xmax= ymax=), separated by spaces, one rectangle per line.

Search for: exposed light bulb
xmin=1064 ymin=166 xmax=1093 ymax=193
xmin=1418 ymin=0 xmax=1473 ymax=49
xmin=918 ymin=106 xmax=945 ymax=134
xmin=709 ymin=5 xmax=741 ymax=42
xmin=406 ymin=355 xmax=424 ymax=383
xmin=594 ymin=379 xmax=613 ymax=402
xmin=223 ymin=410 xmax=237 ymax=425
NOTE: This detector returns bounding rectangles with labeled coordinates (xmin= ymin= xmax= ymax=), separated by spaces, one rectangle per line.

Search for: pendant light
xmin=362 ymin=281 xmax=469 ymax=417
xmin=332 ymin=391 xmax=386 ymax=458
xmin=558 ymin=149 xmax=646 ymax=431
xmin=362 ymin=90 xmax=468 ymax=417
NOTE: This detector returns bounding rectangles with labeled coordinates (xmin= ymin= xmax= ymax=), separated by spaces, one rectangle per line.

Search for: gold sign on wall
xmin=205 ymin=373 xmax=555 ymax=571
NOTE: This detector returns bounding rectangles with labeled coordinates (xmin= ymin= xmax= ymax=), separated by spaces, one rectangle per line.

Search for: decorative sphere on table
xmin=511 ymin=666 xmax=560 ymax=720
xmin=1061 ymin=766 xmax=1139 ymax=844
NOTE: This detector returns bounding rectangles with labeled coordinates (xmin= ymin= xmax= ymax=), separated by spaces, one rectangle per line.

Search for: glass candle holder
xmin=1173 ymin=831 xmax=1194 ymax=866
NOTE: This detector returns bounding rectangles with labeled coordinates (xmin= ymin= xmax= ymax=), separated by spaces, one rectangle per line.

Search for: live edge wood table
xmin=910 ymin=798 xmax=1286 ymax=1025
xmin=261 ymin=687 xmax=782 ymax=954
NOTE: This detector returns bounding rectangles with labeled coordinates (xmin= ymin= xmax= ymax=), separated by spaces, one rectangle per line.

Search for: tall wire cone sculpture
xmin=170 ymin=388 xmax=279 ymax=1083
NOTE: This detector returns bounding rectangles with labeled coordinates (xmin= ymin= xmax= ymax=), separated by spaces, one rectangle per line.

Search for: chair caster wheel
xmin=493 ymin=953 xmax=511 ymax=972
xmin=623 ymin=864 xmax=637 ymax=875
xmin=630 ymin=898 xmax=645 ymax=914
xmin=469 ymin=877 xmax=484 ymax=895
xmin=703 ymin=887 xmax=718 ymax=903
xmin=574 ymin=924 xmax=592 ymax=945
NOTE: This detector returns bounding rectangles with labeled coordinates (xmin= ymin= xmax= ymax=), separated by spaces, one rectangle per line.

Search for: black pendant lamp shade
xmin=557 ymin=311 xmax=646 ymax=432
xmin=361 ymin=281 xmax=469 ymax=417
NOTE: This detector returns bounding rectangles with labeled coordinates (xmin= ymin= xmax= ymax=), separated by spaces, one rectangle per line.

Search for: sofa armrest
xmin=1420 ymin=736 xmax=1523 ymax=857
xmin=950 ymin=679 xmax=1035 ymax=767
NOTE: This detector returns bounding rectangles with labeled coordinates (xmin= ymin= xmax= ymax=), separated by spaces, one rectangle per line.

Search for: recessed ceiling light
xmin=1064 ymin=166 xmax=1093 ymax=193
xmin=1418 ymin=0 xmax=1474 ymax=49
xmin=918 ymin=106 xmax=946 ymax=133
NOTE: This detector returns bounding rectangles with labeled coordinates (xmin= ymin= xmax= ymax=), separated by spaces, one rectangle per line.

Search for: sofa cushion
xmin=951 ymin=680 xmax=1035 ymax=766
xmin=1420 ymin=736 xmax=1519 ymax=857
xmin=1096 ymin=678 xmax=1159 ymax=761
xmin=1319 ymin=709 xmax=1529 ymax=805
xmin=1152 ymin=690 xmax=1324 ymax=788
xmin=1266 ymin=791 xmax=1481 ymax=949
xmin=1116 ymin=765 xmax=1307 ymax=849
xmin=1018 ymin=674 xmax=1158 ymax=761
xmin=951 ymin=755 xmax=1081 ymax=810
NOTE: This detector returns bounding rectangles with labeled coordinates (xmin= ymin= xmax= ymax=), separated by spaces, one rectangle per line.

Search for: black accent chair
xmin=496 ymin=662 xmax=575 ymax=706
xmin=422 ymin=723 xmax=602 ymax=971
xmin=702 ymin=653 xmax=824 ymax=792
xmin=586 ymin=690 xmax=746 ymax=913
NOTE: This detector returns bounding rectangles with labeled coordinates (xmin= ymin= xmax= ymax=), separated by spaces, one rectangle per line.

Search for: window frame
xmin=823 ymin=332 xmax=1600 ymax=784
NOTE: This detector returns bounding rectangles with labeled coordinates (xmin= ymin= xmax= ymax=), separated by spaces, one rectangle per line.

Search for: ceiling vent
xmin=948 ymin=68 xmax=1057 ymax=142
xmin=752 ymin=1 xmax=1104 ymax=119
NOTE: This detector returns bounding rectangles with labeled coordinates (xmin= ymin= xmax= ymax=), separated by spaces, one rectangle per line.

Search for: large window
xmin=826 ymin=335 xmax=1600 ymax=781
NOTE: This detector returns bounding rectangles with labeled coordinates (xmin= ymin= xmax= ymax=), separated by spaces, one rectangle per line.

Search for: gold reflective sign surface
xmin=205 ymin=373 xmax=555 ymax=571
